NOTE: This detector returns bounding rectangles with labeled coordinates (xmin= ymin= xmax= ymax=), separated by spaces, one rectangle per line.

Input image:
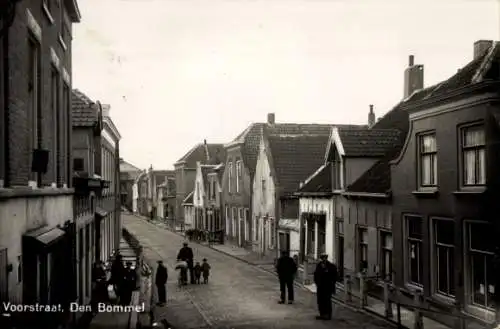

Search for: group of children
xmin=175 ymin=258 xmax=211 ymax=285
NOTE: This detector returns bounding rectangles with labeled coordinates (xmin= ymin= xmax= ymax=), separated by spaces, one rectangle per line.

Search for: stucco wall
xmin=252 ymin=137 xmax=276 ymax=252
xmin=0 ymin=193 xmax=73 ymax=302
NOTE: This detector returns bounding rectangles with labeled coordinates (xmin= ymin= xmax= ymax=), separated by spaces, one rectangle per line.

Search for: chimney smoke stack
xmin=403 ymin=55 xmax=424 ymax=99
xmin=368 ymin=105 xmax=376 ymax=128
xmin=267 ymin=113 xmax=275 ymax=125
xmin=409 ymin=55 xmax=414 ymax=67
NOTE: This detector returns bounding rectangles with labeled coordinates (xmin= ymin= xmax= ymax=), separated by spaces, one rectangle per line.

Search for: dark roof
xmin=337 ymin=128 xmax=402 ymax=157
xmin=72 ymin=89 xmax=98 ymax=127
xmin=297 ymin=162 xmax=332 ymax=194
xmin=268 ymin=134 xmax=330 ymax=196
xmin=231 ymin=122 xmax=364 ymax=180
xmin=175 ymin=143 xmax=226 ymax=168
xmin=347 ymin=42 xmax=500 ymax=195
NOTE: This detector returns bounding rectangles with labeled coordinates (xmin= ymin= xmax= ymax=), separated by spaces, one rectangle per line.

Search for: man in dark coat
xmin=177 ymin=242 xmax=195 ymax=284
xmin=276 ymin=250 xmax=297 ymax=304
xmin=110 ymin=254 xmax=125 ymax=303
xmin=121 ymin=262 xmax=138 ymax=306
xmin=155 ymin=260 xmax=168 ymax=306
xmin=314 ymin=253 xmax=338 ymax=320
xmin=91 ymin=261 xmax=107 ymax=311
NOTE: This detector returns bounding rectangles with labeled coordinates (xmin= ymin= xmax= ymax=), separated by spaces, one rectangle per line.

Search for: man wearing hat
xmin=155 ymin=260 xmax=168 ymax=306
xmin=177 ymin=242 xmax=195 ymax=284
xmin=313 ymin=253 xmax=338 ymax=320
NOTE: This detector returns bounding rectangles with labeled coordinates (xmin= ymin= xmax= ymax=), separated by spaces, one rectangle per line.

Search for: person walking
xmin=276 ymin=250 xmax=297 ymax=304
xmin=313 ymin=253 xmax=338 ymax=320
xmin=177 ymin=242 xmax=195 ymax=284
xmin=121 ymin=261 xmax=137 ymax=306
xmin=155 ymin=260 xmax=168 ymax=306
xmin=110 ymin=254 xmax=125 ymax=304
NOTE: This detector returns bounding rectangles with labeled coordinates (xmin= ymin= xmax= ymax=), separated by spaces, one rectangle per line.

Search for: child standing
xmin=202 ymin=258 xmax=211 ymax=284
xmin=193 ymin=261 xmax=202 ymax=284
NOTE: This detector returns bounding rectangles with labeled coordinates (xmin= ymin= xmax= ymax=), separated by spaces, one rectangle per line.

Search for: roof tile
xmin=338 ymin=128 xmax=402 ymax=157
xmin=72 ymin=89 xmax=98 ymax=127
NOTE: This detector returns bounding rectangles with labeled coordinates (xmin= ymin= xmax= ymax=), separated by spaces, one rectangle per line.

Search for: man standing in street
xmin=177 ymin=242 xmax=195 ymax=284
xmin=121 ymin=261 xmax=137 ymax=305
xmin=313 ymin=253 xmax=338 ymax=320
xmin=276 ymin=250 xmax=297 ymax=304
xmin=155 ymin=260 xmax=168 ymax=306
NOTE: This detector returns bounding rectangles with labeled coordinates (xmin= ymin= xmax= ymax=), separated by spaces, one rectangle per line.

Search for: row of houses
xmin=0 ymin=1 xmax=121 ymax=327
xmin=171 ymin=40 xmax=500 ymax=325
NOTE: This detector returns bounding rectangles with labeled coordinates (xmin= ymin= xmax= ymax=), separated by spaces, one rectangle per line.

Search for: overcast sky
xmin=72 ymin=0 xmax=500 ymax=170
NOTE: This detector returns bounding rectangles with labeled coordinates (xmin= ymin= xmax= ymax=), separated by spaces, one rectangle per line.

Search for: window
xmin=232 ymin=208 xmax=237 ymax=236
xmin=380 ymin=231 xmax=393 ymax=281
xmin=196 ymin=182 xmax=200 ymax=202
xmin=225 ymin=206 xmax=230 ymax=235
xmin=51 ymin=67 xmax=61 ymax=186
xmin=262 ymin=180 xmax=267 ymax=205
xmin=468 ymin=222 xmax=494 ymax=309
xmin=228 ymin=162 xmax=232 ymax=193
xmin=358 ymin=227 xmax=368 ymax=272
xmin=270 ymin=219 xmax=275 ymax=247
xmin=406 ymin=215 xmax=424 ymax=286
xmin=42 ymin=0 xmax=54 ymax=22
xmin=73 ymin=158 xmax=84 ymax=172
xmin=59 ymin=4 xmax=70 ymax=50
xmin=433 ymin=219 xmax=455 ymax=297
xmin=462 ymin=126 xmax=485 ymax=186
xmin=211 ymin=179 xmax=216 ymax=200
xmin=63 ymin=84 xmax=70 ymax=186
xmin=418 ymin=133 xmax=437 ymax=187
xmin=236 ymin=160 xmax=242 ymax=193
xmin=336 ymin=219 xmax=344 ymax=279
xmin=306 ymin=216 xmax=315 ymax=257
xmin=28 ymin=36 xmax=41 ymax=185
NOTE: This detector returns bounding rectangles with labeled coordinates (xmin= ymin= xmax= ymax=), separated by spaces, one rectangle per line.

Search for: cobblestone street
xmin=123 ymin=214 xmax=394 ymax=329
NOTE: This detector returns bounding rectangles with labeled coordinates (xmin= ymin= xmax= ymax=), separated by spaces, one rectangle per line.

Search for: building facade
xmin=71 ymin=90 xmax=121 ymax=313
xmin=175 ymin=140 xmax=225 ymax=227
xmin=391 ymin=41 xmax=500 ymax=324
xmin=156 ymin=174 xmax=176 ymax=220
xmin=119 ymin=158 xmax=141 ymax=212
xmin=0 ymin=1 xmax=81 ymax=327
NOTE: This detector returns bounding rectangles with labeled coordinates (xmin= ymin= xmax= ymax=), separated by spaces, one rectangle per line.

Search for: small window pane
xmin=435 ymin=220 xmax=454 ymax=245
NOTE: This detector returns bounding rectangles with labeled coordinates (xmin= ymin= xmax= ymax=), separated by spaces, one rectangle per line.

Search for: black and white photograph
xmin=0 ymin=0 xmax=500 ymax=328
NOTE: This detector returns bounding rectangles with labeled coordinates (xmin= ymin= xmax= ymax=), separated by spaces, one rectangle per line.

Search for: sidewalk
xmin=86 ymin=239 xmax=142 ymax=329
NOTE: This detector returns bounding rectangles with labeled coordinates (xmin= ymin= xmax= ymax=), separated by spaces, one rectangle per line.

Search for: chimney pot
xmin=369 ymin=104 xmax=374 ymax=113
xmin=204 ymin=139 xmax=207 ymax=145
xmin=473 ymin=40 xmax=493 ymax=59
xmin=267 ymin=113 xmax=275 ymax=124
xmin=368 ymin=105 xmax=376 ymax=128
xmin=409 ymin=55 xmax=414 ymax=67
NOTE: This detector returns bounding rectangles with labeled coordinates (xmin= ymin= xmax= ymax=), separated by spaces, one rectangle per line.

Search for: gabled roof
xmin=175 ymin=143 xmax=226 ymax=168
xmin=268 ymin=133 xmax=330 ymax=197
xmin=182 ymin=191 xmax=194 ymax=205
xmin=347 ymin=41 xmax=500 ymax=196
xmin=336 ymin=128 xmax=402 ymax=157
xmin=72 ymin=89 xmax=98 ymax=127
xmin=228 ymin=122 xmax=364 ymax=180
xmin=120 ymin=159 xmax=141 ymax=173
xmin=296 ymin=162 xmax=332 ymax=195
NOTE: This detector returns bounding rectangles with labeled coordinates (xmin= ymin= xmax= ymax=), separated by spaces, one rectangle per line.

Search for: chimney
xmin=474 ymin=40 xmax=493 ymax=59
xmin=101 ymin=104 xmax=111 ymax=117
xmin=368 ymin=104 xmax=376 ymax=128
xmin=267 ymin=113 xmax=275 ymax=125
xmin=203 ymin=140 xmax=210 ymax=162
xmin=403 ymin=55 xmax=424 ymax=98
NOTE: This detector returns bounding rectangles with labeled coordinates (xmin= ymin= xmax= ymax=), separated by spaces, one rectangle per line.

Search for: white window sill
xmin=42 ymin=4 xmax=54 ymax=24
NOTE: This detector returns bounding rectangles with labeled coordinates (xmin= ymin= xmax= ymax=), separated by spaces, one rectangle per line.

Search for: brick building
xmin=0 ymin=0 xmax=81 ymax=326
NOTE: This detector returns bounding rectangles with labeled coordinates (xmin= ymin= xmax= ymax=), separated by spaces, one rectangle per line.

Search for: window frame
xmin=42 ymin=0 xmax=55 ymax=24
xmin=227 ymin=162 xmax=233 ymax=193
xmin=357 ymin=226 xmax=368 ymax=273
xmin=28 ymin=34 xmax=42 ymax=186
xmin=379 ymin=229 xmax=393 ymax=282
xmin=404 ymin=214 xmax=424 ymax=288
xmin=464 ymin=220 xmax=495 ymax=311
xmin=460 ymin=123 xmax=486 ymax=188
xmin=51 ymin=66 xmax=61 ymax=187
xmin=235 ymin=160 xmax=242 ymax=193
xmin=430 ymin=217 xmax=456 ymax=299
xmin=417 ymin=132 xmax=438 ymax=188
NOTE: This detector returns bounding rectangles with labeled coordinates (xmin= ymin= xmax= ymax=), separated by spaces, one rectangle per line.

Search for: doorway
xmin=279 ymin=232 xmax=290 ymax=254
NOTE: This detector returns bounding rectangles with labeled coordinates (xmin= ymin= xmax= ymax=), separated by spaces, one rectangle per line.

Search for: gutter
xmin=342 ymin=191 xmax=390 ymax=198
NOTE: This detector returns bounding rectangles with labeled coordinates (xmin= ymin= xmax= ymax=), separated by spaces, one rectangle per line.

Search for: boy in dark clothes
xmin=193 ymin=261 xmax=202 ymax=284
xmin=202 ymin=258 xmax=211 ymax=284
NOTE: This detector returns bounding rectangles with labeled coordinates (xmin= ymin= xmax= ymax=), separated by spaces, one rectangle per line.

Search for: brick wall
xmin=6 ymin=1 xmax=74 ymax=187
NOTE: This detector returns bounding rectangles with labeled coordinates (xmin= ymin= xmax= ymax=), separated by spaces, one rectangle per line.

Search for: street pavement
xmin=123 ymin=213 xmax=395 ymax=329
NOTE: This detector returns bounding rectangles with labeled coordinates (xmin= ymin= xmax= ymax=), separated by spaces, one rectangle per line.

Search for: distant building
xmin=174 ymin=140 xmax=225 ymax=226
xmin=119 ymin=158 xmax=141 ymax=211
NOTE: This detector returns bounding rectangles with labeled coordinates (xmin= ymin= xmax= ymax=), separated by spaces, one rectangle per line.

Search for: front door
xmin=279 ymin=232 xmax=290 ymax=253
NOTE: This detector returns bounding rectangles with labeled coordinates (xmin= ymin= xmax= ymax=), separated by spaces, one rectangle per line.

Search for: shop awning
xmin=25 ymin=226 xmax=66 ymax=247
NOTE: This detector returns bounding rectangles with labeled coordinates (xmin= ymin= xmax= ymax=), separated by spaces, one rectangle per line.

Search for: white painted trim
xmin=102 ymin=129 xmax=116 ymax=149
xmin=331 ymin=127 xmax=345 ymax=156
xmin=103 ymin=117 xmax=122 ymax=141
xmin=302 ymin=164 xmax=327 ymax=188
xmin=62 ymin=68 xmax=70 ymax=84
xmin=50 ymin=47 xmax=60 ymax=69
xmin=26 ymin=9 xmax=42 ymax=41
